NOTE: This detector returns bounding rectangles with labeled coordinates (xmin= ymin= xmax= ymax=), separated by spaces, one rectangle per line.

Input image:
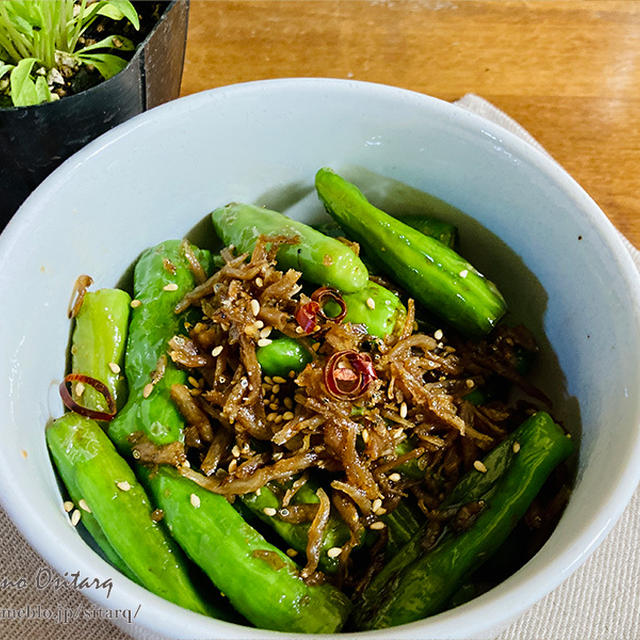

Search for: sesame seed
xmin=377 ymin=507 xmax=387 ymax=515
xmin=264 ymin=376 xmax=273 ymax=384
xmin=75 ymin=382 xmax=85 ymax=397
xmin=251 ymin=299 xmax=261 ymax=316
xmin=255 ymin=277 xmax=263 ymax=287
xmin=108 ymin=362 xmax=121 ymax=374
xmin=211 ymin=345 xmax=223 ymax=357
xmin=362 ymin=429 xmax=369 ymax=443
xmin=228 ymin=459 xmax=238 ymax=473
xmin=190 ymin=493 xmax=201 ymax=508
xmin=366 ymin=297 xmax=376 ymax=310
xmin=256 ymin=488 xmax=261 ymax=496
xmin=459 ymin=269 xmax=469 ymax=278
xmin=389 ymin=473 xmax=401 ymax=482
xmin=255 ymin=320 xmax=265 ymax=329
xmin=70 ymin=509 xmax=81 ymax=526
xmin=274 ymin=415 xmax=284 ymax=424
xmin=327 ymin=547 xmax=342 ymax=559
xmin=63 ymin=501 xmax=74 ymax=513
xmin=188 ymin=376 xmax=201 ymax=388
xmin=272 ymin=376 xmax=287 ymax=384
xmin=116 ymin=480 xmax=131 ymax=492
xmin=286 ymin=548 xmax=298 ymax=557
xmin=284 ymin=397 xmax=294 ymax=410
xmin=130 ymin=299 xmax=141 ymax=308
xmin=79 ymin=499 xmax=91 ymax=513
xmin=282 ymin=411 xmax=295 ymax=421
xmin=231 ymin=445 xmax=241 ymax=458
xmin=143 ymin=383 xmax=154 ymax=398
xmin=259 ymin=327 xmax=272 ymax=339
xmin=20 ymin=449 xmax=28 ymax=459
xmin=263 ymin=507 xmax=277 ymax=517
xmin=372 ymin=498 xmax=383 ymax=512
xmin=399 ymin=402 xmax=408 ymax=419
xmin=434 ymin=329 xmax=443 ymax=341
xmin=257 ymin=338 xmax=272 ymax=348
xmin=289 ymin=370 xmax=296 ymax=378
xmin=271 ymin=384 xmax=281 ymax=395
xmin=513 ymin=442 xmax=521 ymax=453
xmin=163 ymin=283 xmax=178 ymax=291
xmin=473 ymin=460 xmax=488 ymax=473
xmin=466 ymin=379 xmax=475 ymax=388
xmin=370 ymin=521 xmax=386 ymax=530
xmin=266 ymin=412 xmax=277 ymax=422
xmin=295 ymin=326 xmax=304 ymax=334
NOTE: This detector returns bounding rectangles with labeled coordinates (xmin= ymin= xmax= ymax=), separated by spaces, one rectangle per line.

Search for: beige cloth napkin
xmin=1 ymin=94 xmax=638 ymax=640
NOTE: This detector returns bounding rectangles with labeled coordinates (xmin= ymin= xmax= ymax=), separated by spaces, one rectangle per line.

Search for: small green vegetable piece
xmin=256 ymin=336 xmax=312 ymax=377
xmin=46 ymin=414 xmax=215 ymax=616
xmin=71 ymin=288 xmax=131 ymax=411
xmin=356 ymin=412 xmax=573 ymax=629
xmin=211 ymin=202 xmax=369 ymax=292
xmin=315 ymin=168 xmax=507 ymax=336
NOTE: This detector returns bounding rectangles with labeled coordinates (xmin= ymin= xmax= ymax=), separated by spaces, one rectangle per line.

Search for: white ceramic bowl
xmin=1 ymin=79 xmax=639 ymax=640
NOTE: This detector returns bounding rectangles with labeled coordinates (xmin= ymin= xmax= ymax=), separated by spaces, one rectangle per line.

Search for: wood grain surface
xmin=181 ymin=1 xmax=640 ymax=245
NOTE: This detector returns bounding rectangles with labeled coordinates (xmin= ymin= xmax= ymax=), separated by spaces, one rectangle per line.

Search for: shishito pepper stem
xmin=356 ymin=411 xmax=573 ymax=629
xmin=315 ymin=168 xmax=507 ymax=336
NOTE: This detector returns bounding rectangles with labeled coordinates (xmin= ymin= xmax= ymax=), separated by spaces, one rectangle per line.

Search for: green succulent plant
xmin=0 ymin=0 xmax=140 ymax=107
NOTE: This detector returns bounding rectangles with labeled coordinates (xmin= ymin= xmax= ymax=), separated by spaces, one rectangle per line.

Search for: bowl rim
xmin=1 ymin=77 xmax=640 ymax=638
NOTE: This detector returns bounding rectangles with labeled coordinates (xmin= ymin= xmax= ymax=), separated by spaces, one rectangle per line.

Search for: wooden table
xmin=181 ymin=0 xmax=640 ymax=246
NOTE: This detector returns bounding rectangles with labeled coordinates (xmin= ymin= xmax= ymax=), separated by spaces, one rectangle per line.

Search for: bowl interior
xmin=1 ymin=79 xmax=639 ymax=639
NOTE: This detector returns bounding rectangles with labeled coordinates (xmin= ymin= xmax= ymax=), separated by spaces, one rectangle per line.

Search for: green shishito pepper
xmin=240 ymin=480 xmax=351 ymax=574
xmin=109 ymin=240 xmax=351 ymax=632
xmin=356 ymin=412 xmax=573 ymax=629
xmin=46 ymin=414 xmax=217 ymax=616
xmin=315 ymin=168 xmax=507 ymax=336
xmin=211 ymin=202 xmax=369 ymax=293
xmin=71 ymin=289 xmax=131 ymax=411
xmin=109 ymin=240 xmax=210 ymax=449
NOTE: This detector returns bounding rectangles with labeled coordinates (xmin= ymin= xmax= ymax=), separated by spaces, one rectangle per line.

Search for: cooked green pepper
xmin=256 ymin=335 xmax=313 ymax=378
xmin=110 ymin=240 xmax=351 ymax=632
xmin=315 ymin=168 xmax=507 ymax=336
xmin=315 ymin=214 xmax=457 ymax=249
xmin=149 ymin=467 xmax=351 ymax=632
xmin=46 ymin=414 xmax=217 ymax=617
xmin=71 ymin=288 xmax=131 ymax=411
xmin=240 ymin=480 xmax=351 ymax=574
xmin=211 ymin=202 xmax=368 ymax=292
xmin=356 ymin=412 xmax=573 ymax=629
xmin=109 ymin=240 xmax=210 ymax=450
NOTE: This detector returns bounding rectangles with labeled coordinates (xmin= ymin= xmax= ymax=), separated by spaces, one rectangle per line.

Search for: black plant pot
xmin=0 ymin=0 xmax=189 ymax=227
